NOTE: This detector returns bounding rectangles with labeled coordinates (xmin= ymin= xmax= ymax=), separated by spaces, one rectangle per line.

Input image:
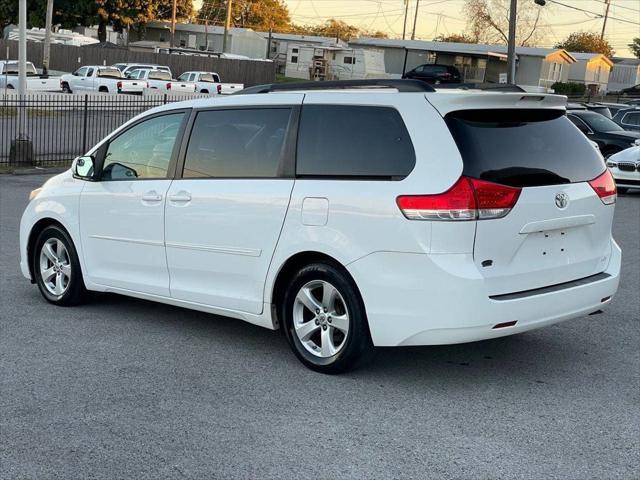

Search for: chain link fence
xmin=0 ymin=93 xmax=206 ymax=167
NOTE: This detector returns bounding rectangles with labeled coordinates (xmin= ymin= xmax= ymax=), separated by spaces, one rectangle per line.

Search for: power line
xmin=545 ymin=0 xmax=639 ymax=25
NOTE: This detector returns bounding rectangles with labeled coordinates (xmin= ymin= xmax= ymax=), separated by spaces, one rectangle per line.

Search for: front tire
xmin=33 ymin=225 xmax=87 ymax=306
xmin=61 ymin=82 xmax=71 ymax=93
xmin=282 ymin=262 xmax=373 ymax=374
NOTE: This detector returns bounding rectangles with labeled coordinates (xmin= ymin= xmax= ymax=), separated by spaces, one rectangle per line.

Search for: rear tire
xmin=33 ymin=225 xmax=87 ymax=306
xmin=281 ymin=262 xmax=374 ymax=374
xmin=61 ymin=83 xmax=71 ymax=93
xmin=602 ymin=147 xmax=621 ymax=159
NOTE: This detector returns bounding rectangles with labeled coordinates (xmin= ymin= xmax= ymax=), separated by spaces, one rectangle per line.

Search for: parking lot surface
xmin=1 ymin=173 xmax=638 ymax=479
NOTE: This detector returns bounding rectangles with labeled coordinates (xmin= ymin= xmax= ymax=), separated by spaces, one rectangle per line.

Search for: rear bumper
xmin=347 ymin=239 xmax=621 ymax=347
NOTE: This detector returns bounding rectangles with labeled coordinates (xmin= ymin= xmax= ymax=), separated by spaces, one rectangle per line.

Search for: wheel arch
xmin=27 ymin=218 xmax=72 ymax=282
xmin=270 ymin=250 xmax=365 ymax=330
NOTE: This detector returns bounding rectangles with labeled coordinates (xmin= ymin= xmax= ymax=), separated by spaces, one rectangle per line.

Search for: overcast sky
xmin=194 ymin=0 xmax=640 ymax=56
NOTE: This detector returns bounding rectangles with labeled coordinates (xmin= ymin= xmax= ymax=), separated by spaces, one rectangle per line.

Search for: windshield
xmin=579 ymin=111 xmax=624 ymax=132
xmin=97 ymin=68 xmax=123 ymax=78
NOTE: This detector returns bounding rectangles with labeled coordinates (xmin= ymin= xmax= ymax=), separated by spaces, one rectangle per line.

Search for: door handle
xmin=168 ymin=192 xmax=192 ymax=203
xmin=142 ymin=191 xmax=163 ymax=202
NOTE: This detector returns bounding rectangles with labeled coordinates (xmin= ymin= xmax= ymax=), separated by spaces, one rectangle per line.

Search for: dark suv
xmin=402 ymin=64 xmax=462 ymax=84
xmin=566 ymin=110 xmax=640 ymax=158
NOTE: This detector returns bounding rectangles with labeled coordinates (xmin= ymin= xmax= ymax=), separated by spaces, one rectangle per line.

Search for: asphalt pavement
xmin=1 ymin=173 xmax=638 ymax=479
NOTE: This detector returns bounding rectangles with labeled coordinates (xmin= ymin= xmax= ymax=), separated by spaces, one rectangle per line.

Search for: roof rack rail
xmin=235 ymin=79 xmax=435 ymax=95
xmin=435 ymin=83 xmax=525 ymax=92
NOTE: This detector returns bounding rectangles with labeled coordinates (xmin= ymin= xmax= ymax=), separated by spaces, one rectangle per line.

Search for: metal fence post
xmin=164 ymin=93 xmax=168 ymax=105
xmin=82 ymin=94 xmax=88 ymax=153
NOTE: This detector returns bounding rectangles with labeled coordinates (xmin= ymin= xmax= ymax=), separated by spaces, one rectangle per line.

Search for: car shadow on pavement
xmin=78 ymin=290 xmax=592 ymax=388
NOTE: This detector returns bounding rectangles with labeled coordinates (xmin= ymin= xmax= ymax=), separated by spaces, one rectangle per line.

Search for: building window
xmin=291 ymin=56 xmax=298 ymax=64
xmin=344 ymin=56 xmax=355 ymax=65
xmin=179 ymin=39 xmax=186 ymax=47
xmin=292 ymin=48 xmax=298 ymax=53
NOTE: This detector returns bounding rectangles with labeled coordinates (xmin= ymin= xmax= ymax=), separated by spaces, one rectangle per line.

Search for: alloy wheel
xmin=293 ymin=280 xmax=350 ymax=358
xmin=39 ymin=238 xmax=71 ymax=296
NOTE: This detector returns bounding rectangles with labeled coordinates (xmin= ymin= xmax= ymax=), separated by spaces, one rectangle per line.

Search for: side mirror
xmin=74 ymin=155 xmax=95 ymax=179
xmin=72 ymin=71 xmax=79 ymax=76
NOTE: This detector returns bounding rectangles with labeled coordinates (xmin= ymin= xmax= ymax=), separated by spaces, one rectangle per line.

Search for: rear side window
xmin=183 ymin=108 xmax=292 ymax=178
xmin=296 ymin=105 xmax=415 ymax=179
xmin=445 ymin=109 xmax=605 ymax=187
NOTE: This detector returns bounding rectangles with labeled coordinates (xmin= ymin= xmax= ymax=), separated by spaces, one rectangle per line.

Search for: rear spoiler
xmin=435 ymin=83 xmax=525 ymax=92
xmin=425 ymin=91 xmax=567 ymax=116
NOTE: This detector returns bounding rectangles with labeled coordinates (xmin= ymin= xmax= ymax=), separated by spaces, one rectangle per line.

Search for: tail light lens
xmin=166 ymin=82 xmax=172 ymax=90
xmin=589 ymin=169 xmax=616 ymax=205
xmin=397 ymin=176 xmax=521 ymax=221
xmin=117 ymin=81 xmax=122 ymax=89
xmin=217 ymin=84 xmax=222 ymax=94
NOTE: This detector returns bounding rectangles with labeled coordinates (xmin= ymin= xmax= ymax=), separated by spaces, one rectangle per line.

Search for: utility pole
xmin=12 ymin=0 xmax=33 ymax=165
xmin=222 ymin=0 xmax=233 ymax=53
xmin=266 ymin=26 xmax=272 ymax=59
xmin=18 ymin=0 xmax=26 ymax=97
xmin=601 ymin=0 xmax=611 ymax=39
xmin=170 ymin=0 xmax=177 ymax=48
xmin=402 ymin=0 xmax=410 ymax=41
xmin=204 ymin=19 xmax=209 ymax=51
xmin=42 ymin=0 xmax=54 ymax=75
xmin=506 ymin=0 xmax=517 ymax=84
xmin=411 ymin=0 xmax=420 ymax=41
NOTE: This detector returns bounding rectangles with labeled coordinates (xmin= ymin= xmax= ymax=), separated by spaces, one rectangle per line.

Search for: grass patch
xmin=275 ymin=74 xmax=303 ymax=84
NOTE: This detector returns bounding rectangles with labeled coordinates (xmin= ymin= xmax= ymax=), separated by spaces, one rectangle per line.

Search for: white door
xmin=80 ymin=111 xmax=187 ymax=296
xmin=70 ymin=66 xmax=89 ymax=91
xmin=165 ymin=106 xmax=297 ymax=314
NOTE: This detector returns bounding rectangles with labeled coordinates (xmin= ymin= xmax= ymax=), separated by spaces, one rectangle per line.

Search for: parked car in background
xmin=606 ymin=146 xmax=640 ymax=193
xmin=0 ymin=60 xmax=61 ymax=92
xmin=592 ymin=102 xmax=632 ymax=117
xmin=19 ymin=80 xmax=621 ymax=373
xmin=126 ymin=68 xmax=196 ymax=93
xmin=113 ymin=63 xmax=172 ymax=78
xmin=176 ymin=71 xmax=244 ymax=95
xmin=402 ymin=64 xmax=462 ymax=84
xmin=611 ymin=107 xmax=640 ymax=132
xmin=566 ymin=110 xmax=640 ymax=158
xmin=61 ymin=66 xmax=146 ymax=94
xmin=619 ymin=84 xmax=640 ymax=96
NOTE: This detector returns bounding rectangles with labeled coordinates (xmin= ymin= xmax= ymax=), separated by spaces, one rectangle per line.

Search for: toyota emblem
xmin=555 ymin=192 xmax=569 ymax=209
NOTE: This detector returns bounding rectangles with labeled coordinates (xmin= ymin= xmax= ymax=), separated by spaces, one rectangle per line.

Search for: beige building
xmin=568 ymin=53 xmax=614 ymax=94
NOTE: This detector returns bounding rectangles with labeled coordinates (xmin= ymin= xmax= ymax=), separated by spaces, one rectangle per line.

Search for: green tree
xmin=200 ymin=0 xmax=290 ymax=31
xmin=433 ymin=33 xmax=477 ymax=43
xmin=555 ymin=32 xmax=614 ymax=58
xmin=629 ymin=38 xmax=640 ymax=59
xmin=0 ymin=0 xmax=19 ymax=36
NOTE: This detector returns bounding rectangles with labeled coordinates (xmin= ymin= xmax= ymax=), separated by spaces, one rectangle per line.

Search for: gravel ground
xmin=1 ymin=173 xmax=638 ymax=479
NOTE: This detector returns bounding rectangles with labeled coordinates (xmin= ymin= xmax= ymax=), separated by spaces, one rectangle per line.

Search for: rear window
xmin=296 ymin=105 xmax=415 ymax=179
xmin=149 ymin=70 xmax=171 ymax=81
xmin=97 ymin=68 xmax=122 ymax=78
xmin=445 ymin=109 xmax=605 ymax=187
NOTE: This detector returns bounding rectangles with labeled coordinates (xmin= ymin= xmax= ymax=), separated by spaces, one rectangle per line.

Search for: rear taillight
xmin=166 ymin=82 xmax=172 ymax=90
xmin=217 ymin=84 xmax=222 ymax=94
xmin=397 ymin=176 xmax=521 ymax=221
xmin=589 ymin=169 xmax=616 ymax=205
xmin=117 ymin=81 xmax=122 ymax=89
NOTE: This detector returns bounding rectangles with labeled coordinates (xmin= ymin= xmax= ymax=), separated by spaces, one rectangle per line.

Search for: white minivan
xmin=19 ymin=80 xmax=621 ymax=373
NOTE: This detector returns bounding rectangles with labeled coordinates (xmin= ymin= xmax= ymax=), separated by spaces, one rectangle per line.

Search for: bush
xmin=551 ymin=82 xmax=587 ymax=95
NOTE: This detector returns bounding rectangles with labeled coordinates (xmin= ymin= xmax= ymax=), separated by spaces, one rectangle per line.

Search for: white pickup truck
xmin=0 ymin=61 xmax=61 ymax=91
xmin=126 ymin=68 xmax=196 ymax=93
xmin=177 ymin=71 xmax=244 ymax=95
xmin=60 ymin=66 xmax=146 ymax=94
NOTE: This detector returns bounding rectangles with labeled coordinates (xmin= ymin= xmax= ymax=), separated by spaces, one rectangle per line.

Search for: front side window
xmin=183 ymin=108 xmax=292 ymax=178
xmin=296 ymin=105 xmax=415 ymax=179
xmin=75 ymin=67 xmax=88 ymax=77
xmin=102 ymin=113 xmax=185 ymax=181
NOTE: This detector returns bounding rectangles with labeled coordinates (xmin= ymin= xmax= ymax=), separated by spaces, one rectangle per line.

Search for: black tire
xmin=201 ymin=89 xmax=209 ymax=94
xmin=33 ymin=225 xmax=87 ymax=306
xmin=281 ymin=261 xmax=374 ymax=374
xmin=61 ymin=83 xmax=71 ymax=93
xmin=7 ymin=84 xmax=14 ymax=89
